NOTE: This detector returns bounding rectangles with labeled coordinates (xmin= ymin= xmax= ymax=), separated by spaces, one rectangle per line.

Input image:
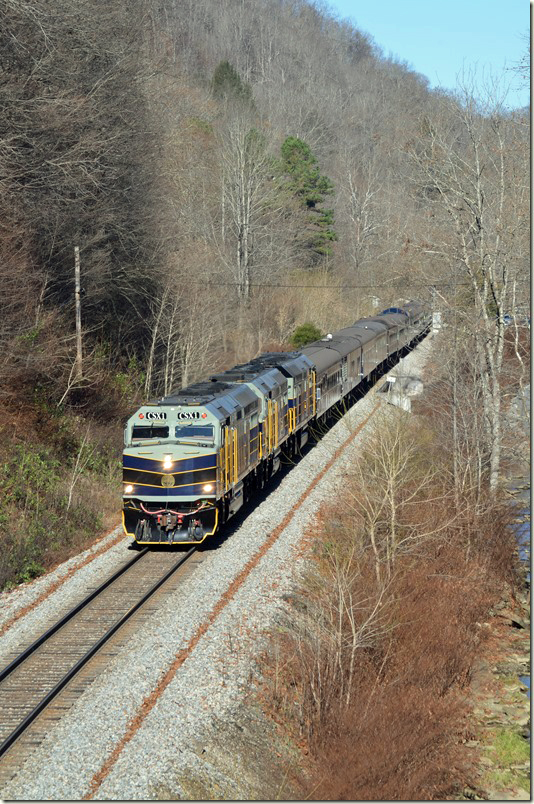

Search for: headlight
xmin=163 ymin=454 xmax=173 ymax=469
xmin=202 ymin=484 xmax=214 ymax=493
xmin=124 ymin=484 xmax=134 ymax=494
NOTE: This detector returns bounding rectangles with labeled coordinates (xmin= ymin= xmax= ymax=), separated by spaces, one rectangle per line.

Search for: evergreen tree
xmin=279 ymin=137 xmax=337 ymax=256
xmin=290 ymin=322 xmax=323 ymax=348
xmin=280 ymin=137 xmax=333 ymax=206
xmin=211 ymin=61 xmax=253 ymax=106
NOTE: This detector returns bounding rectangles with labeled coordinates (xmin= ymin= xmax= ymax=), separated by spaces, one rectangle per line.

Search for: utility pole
xmin=74 ymin=246 xmax=82 ymax=380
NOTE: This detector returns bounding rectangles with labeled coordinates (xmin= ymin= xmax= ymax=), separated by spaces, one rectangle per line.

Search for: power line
xmin=175 ymin=279 xmax=529 ymax=290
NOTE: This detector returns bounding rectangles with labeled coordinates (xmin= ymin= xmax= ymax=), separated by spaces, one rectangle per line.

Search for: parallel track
xmin=0 ymin=547 xmax=196 ymax=761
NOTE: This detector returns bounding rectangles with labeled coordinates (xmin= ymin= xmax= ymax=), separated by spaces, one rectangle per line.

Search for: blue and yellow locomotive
xmin=122 ymin=302 xmax=431 ymax=544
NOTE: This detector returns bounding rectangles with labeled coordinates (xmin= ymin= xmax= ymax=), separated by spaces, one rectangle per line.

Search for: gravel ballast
xmin=1 ymin=338 xmax=433 ymax=801
xmin=0 ymin=528 xmax=135 ymax=664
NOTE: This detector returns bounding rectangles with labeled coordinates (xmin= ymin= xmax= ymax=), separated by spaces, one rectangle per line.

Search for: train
xmin=122 ymin=301 xmax=431 ymax=545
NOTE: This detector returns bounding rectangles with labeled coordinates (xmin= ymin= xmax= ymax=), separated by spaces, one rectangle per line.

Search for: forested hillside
xmin=0 ymin=0 xmax=529 ymax=585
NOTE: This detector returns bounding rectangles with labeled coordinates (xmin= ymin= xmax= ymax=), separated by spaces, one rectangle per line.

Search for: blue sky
xmin=327 ymin=0 xmax=529 ymax=108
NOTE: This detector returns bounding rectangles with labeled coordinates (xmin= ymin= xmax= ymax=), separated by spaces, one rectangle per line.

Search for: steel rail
xmin=0 ymin=548 xmax=150 ymax=685
xmin=0 ymin=546 xmax=196 ymax=758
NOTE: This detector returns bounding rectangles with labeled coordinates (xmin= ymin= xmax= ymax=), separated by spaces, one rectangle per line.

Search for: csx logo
xmin=177 ymin=411 xmax=201 ymax=420
xmin=144 ymin=411 xmax=167 ymax=420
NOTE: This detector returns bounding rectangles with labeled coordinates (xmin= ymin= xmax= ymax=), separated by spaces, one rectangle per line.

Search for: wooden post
xmin=74 ymin=246 xmax=82 ymax=379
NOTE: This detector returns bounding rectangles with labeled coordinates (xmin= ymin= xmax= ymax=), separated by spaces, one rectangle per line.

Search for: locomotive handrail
xmin=233 ymin=427 xmax=238 ymax=484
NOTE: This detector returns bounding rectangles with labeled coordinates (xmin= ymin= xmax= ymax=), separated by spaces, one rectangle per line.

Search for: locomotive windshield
xmin=128 ymin=422 xmax=214 ymax=445
xmin=132 ymin=424 xmax=169 ymax=440
xmin=174 ymin=423 xmax=214 ymax=442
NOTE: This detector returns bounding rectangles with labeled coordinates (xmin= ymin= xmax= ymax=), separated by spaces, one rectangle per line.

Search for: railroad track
xmin=0 ymin=546 xmax=198 ymax=776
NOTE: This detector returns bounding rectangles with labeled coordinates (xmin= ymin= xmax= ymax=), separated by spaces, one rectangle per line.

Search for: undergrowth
xmin=260 ymin=410 xmax=521 ymax=801
xmin=0 ymin=408 xmax=122 ymax=590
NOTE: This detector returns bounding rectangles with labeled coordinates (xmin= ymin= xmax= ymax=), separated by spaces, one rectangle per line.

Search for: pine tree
xmin=279 ymin=137 xmax=337 ymax=256
xmin=211 ymin=61 xmax=253 ymax=106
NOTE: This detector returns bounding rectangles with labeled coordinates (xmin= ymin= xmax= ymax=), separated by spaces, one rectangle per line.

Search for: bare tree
xmin=218 ymin=112 xmax=272 ymax=300
xmin=409 ymin=76 xmax=529 ymax=492
xmin=344 ymin=410 xmax=456 ymax=582
xmin=143 ymin=248 xmax=223 ymax=396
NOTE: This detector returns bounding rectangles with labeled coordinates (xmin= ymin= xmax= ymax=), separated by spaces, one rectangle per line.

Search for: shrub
xmin=290 ymin=322 xmax=322 ymax=349
xmin=260 ymin=411 xmax=520 ymax=800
